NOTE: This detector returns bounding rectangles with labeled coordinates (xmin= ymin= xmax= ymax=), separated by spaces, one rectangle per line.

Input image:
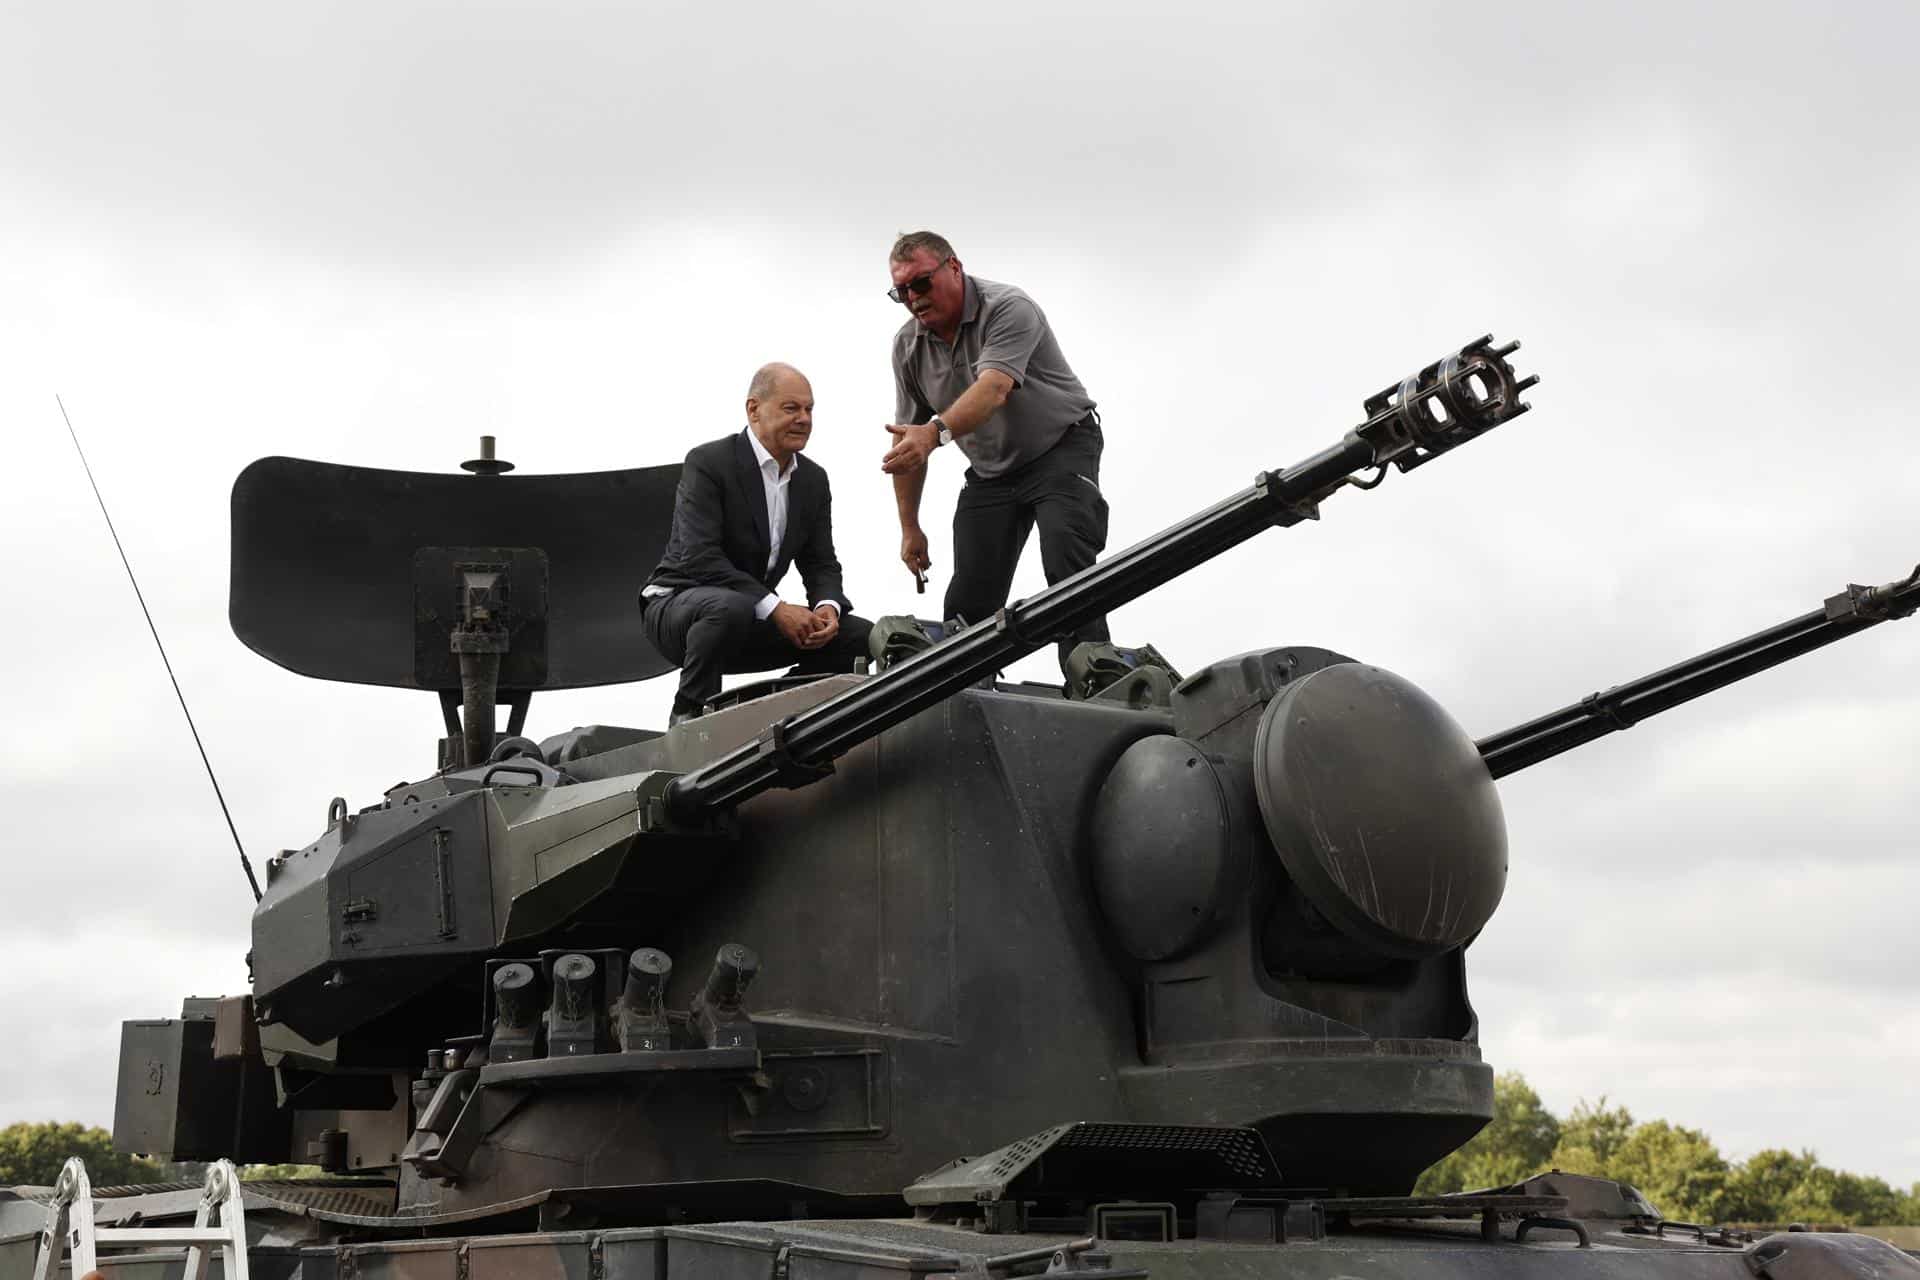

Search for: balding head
xmin=745 ymin=362 xmax=815 ymax=469
xmin=748 ymin=361 xmax=806 ymax=403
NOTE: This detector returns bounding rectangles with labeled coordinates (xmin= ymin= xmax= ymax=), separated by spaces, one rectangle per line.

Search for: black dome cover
xmin=1253 ymin=662 xmax=1507 ymax=957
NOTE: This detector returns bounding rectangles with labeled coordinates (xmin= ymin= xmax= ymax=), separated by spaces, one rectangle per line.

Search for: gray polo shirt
xmin=892 ymin=275 xmax=1095 ymax=480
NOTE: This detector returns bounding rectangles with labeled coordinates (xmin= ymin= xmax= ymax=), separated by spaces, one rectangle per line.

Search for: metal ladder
xmin=29 ymin=1158 xmax=249 ymax=1280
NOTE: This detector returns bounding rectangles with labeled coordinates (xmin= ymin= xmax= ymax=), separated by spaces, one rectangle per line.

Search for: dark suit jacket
xmin=641 ymin=429 xmax=854 ymax=614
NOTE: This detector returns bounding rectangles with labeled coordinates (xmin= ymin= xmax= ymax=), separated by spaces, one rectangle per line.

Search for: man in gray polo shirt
xmin=880 ymin=230 xmax=1109 ymax=668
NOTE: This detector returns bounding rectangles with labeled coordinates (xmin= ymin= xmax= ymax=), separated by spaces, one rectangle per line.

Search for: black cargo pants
xmin=944 ymin=420 xmax=1110 ymax=670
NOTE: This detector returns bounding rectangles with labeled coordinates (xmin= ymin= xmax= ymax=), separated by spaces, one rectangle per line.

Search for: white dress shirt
xmin=745 ymin=430 xmax=792 ymax=621
xmin=744 ymin=431 xmax=839 ymax=622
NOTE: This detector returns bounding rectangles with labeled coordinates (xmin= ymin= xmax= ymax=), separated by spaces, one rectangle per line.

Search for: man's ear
xmin=744 ymin=398 xmax=759 ymax=424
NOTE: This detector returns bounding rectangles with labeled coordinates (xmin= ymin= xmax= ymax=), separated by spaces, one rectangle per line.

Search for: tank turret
xmin=104 ymin=337 xmax=1919 ymax=1234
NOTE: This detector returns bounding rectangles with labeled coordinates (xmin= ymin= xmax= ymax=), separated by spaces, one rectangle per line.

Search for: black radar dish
xmin=230 ymin=454 xmax=682 ymax=691
xmin=1252 ymin=663 xmax=1507 ymax=958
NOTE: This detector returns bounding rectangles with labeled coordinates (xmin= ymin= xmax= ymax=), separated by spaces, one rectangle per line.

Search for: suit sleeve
xmin=673 ymin=449 xmax=770 ymax=599
xmin=795 ymin=471 xmax=853 ymax=616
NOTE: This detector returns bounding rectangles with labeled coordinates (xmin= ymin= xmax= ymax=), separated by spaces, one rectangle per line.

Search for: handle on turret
xmin=665 ymin=336 xmax=1535 ymax=818
xmin=1477 ymin=564 xmax=1920 ymax=778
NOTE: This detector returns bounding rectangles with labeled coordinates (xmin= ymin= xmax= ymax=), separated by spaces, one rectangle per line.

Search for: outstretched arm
xmin=881 ymin=368 xmax=1015 ymax=474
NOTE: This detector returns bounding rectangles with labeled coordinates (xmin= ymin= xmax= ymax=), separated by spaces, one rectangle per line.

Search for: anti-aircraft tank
xmin=11 ymin=338 xmax=1919 ymax=1280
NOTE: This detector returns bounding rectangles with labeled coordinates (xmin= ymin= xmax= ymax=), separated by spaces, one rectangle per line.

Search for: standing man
xmin=879 ymin=231 xmax=1109 ymax=668
xmin=642 ymin=362 xmax=873 ymax=724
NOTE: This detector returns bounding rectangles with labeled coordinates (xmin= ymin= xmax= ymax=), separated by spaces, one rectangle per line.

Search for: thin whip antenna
xmin=57 ymin=395 xmax=262 ymax=902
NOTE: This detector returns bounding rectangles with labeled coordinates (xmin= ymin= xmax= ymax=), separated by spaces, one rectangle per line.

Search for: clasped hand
xmin=880 ymin=422 xmax=939 ymax=474
xmin=772 ymin=601 xmax=839 ymax=650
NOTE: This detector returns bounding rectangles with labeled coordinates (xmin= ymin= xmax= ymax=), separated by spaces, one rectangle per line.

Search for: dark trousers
xmin=642 ymin=587 xmax=874 ymax=716
xmin=945 ymin=421 xmax=1110 ymax=669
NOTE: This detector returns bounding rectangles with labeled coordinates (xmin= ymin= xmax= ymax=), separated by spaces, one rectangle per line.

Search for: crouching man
xmin=641 ymin=362 xmax=873 ymax=724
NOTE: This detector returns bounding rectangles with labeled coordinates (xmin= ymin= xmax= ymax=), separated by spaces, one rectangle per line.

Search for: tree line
xmin=0 ymin=1123 xmax=316 ymax=1189
xmin=1415 ymin=1073 xmax=1919 ymax=1226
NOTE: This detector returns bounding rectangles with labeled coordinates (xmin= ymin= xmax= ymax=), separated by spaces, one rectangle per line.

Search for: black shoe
xmin=669 ymin=707 xmax=698 ymax=728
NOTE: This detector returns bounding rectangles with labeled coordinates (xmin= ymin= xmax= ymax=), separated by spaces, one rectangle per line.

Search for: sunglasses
xmin=887 ymin=260 xmax=950 ymax=304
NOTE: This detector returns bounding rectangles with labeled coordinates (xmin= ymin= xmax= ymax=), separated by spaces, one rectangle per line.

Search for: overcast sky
xmin=2 ymin=2 xmax=1915 ymax=1192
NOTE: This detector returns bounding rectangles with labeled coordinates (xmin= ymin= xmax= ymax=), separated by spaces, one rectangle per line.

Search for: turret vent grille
xmin=905 ymin=1122 xmax=1282 ymax=1207
xmin=1053 ymin=1122 xmax=1274 ymax=1181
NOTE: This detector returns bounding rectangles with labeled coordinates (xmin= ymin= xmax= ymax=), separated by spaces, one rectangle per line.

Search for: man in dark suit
xmin=641 ymin=362 xmax=874 ymax=724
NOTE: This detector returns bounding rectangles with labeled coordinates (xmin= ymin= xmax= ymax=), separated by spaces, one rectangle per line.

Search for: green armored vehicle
xmin=6 ymin=338 xmax=1916 ymax=1280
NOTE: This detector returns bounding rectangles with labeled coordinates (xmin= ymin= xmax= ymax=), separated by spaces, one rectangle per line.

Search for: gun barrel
xmin=666 ymin=336 xmax=1533 ymax=818
xmin=1477 ymin=565 xmax=1920 ymax=779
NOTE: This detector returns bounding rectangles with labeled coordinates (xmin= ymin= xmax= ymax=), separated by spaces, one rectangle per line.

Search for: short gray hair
xmin=890 ymin=230 xmax=956 ymax=264
xmin=748 ymin=361 xmax=805 ymax=402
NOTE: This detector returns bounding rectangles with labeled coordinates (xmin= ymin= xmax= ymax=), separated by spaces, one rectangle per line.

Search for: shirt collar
xmin=745 ymin=426 xmax=793 ymax=479
xmin=961 ymin=273 xmax=982 ymax=327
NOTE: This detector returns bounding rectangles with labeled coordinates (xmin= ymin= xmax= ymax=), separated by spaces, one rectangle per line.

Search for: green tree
xmin=1416 ymin=1073 xmax=1561 ymax=1194
xmin=1724 ymin=1149 xmax=1838 ymax=1224
xmin=1716 ymin=1151 xmax=1919 ymax=1226
xmin=238 ymin=1163 xmax=323 ymax=1181
xmin=1829 ymin=1171 xmax=1905 ymax=1226
xmin=1410 ymin=1081 xmax=1919 ymax=1227
xmin=1548 ymin=1097 xmax=1636 ymax=1173
xmin=0 ymin=1122 xmax=163 ymax=1188
xmin=1541 ymin=1102 xmax=1733 ymax=1221
xmin=1605 ymin=1120 xmax=1731 ymax=1223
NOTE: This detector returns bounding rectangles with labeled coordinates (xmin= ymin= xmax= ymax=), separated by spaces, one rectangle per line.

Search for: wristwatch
xmin=930 ymin=414 xmax=953 ymax=447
